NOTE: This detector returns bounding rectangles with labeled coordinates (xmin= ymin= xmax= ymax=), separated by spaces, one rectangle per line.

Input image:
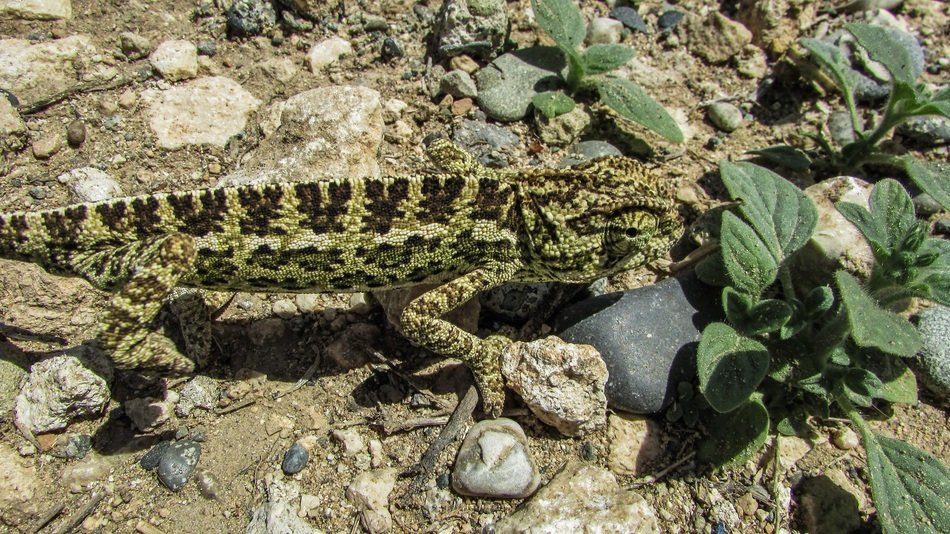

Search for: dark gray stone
xmin=657 ymin=10 xmax=684 ymax=31
xmin=916 ymin=304 xmax=950 ymax=399
xmin=381 ymin=37 xmax=404 ymax=60
xmin=140 ymin=440 xmax=170 ymax=470
xmin=552 ymin=272 xmax=721 ymax=413
xmin=475 ymin=47 xmax=567 ymax=122
xmin=913 ymin=193 xmax=943 ymax=217
xmin=66 ymin=119 xmax=86 ymax=147
xmin=197 ymin=40 xmax=217 ymax=57
xmin=451 ymin=118 xmax=520 ymax=167
xmin=226 ymin=0 xmax=277 ymax=38
xmin=157 ymin=440 xmax=202 ymax=492
xmin=48 ymin=434 xmax=92 ymax=459
xmin=281 ymin=443 xmax=310 ymax=475
xmin=610 ymin=7 xmax=648 ymax=34
xmin=898 ymin=115 xmax=950 ymax=146
xmin=935 ymin=218 xmax=950 ymax=235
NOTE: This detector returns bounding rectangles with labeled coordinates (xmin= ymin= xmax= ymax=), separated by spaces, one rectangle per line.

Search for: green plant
xmin=753 ymin=23 xmax=950 ymax=209
xmin=694 ymin=161 xmax=950 ymax=533
xmin=529 ymin=0 xmax=683 ymax=143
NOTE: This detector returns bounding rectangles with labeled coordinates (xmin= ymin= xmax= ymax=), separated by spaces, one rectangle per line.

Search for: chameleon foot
xmin=468 ymin=335 xmax=509 ymax=418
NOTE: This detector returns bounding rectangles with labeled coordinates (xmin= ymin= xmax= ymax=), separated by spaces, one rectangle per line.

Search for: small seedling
xmin=693 ymin=161 xmax=950 ymax=533
xmin=752 ymin=23 xmax=950 ymax=209
xmin=530 ymin=0 xmax=683 ymax=143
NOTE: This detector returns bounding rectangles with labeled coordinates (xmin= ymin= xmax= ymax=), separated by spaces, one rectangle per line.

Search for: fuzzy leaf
xmin=845 ymin=23 xmax=917 ymax=85
xmin=901 ymin=157 xmax=950 ymax=211
xmin=697 ymin=396 xmax=770 ymax=467
xmin=869 ymin=179 xmax=917 ymax=251
xmin=746 ymin=145 xmax=812 ymax=171
xmin=801 ymin=37 xmax=856 ymax=95
xmin=582 ymin=44 xmax=635 ymax=75
xmin=532 ymin=91 xmax=576 ymax=119
xmin=531 ymin=0 xmax=586 ymax=52
xmin=696 ymin=250 xmax=730 ymax=287
xmin=593 ymin=75 xmax=684 ymax=143
xmin=721 ymin=211 xmax=778 ymax=295
xmin=836 ymin=201 xmax=887 ymax=254
xmin=719 ymin=161 xmax=818 ymax=264
xmin=697 ymin=322 xmax=770 ymax=413
xmin=836 ymin=270 xmax=922 ymax=357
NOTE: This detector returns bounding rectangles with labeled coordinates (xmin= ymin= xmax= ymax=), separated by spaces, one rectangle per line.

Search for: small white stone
xmin=294 ymin=294 xmax=320 ymax=314
xmin=588 ymin=17 xmax=624 ymax=44
xmin=271 ymin=299 xmax=298 ymax=319
xmin=149 ymin=40 xmax=198 ymax=82
xmin=331 ymin=428 xmax=365 ymax=456
xmin=307 ymin=36 xmax=352 ymax=72
xmin=57 ymin=167 xmax=123 ymax=203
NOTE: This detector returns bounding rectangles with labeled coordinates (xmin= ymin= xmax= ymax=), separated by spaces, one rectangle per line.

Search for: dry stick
xmin=367 ymin=351 xmax=453 ymax=411
xmin=19 ymin=76 xmax=133 ymax=115
xmin=273 ymin=348 xmax=322 ymax=399
xmin=397 ymin=385 xmax=478 ymax=507
xmin=28 ymin=502 xmax=65 ymax=534
xmin=213 ymin=397 xmax=256 ymax=415
xmin=381 ymin=414 xmax=451 ymax=435
xmin=51 ymin=490 xmax=105 ymax=534
xmin=626 ymin=451 xmax=696 ymax=488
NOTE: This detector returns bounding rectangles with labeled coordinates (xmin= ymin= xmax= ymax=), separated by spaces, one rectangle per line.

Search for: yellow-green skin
xmin=0 ymin=140 xmax=682 ymax=415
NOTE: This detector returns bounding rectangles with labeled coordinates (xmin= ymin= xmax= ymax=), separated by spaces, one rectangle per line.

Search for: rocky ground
xmin=0 ymin=0 xmax=948 ymax=533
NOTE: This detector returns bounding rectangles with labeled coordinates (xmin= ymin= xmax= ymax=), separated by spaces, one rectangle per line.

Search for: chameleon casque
xmin=0 ymin=139 xmax=682 ymax=416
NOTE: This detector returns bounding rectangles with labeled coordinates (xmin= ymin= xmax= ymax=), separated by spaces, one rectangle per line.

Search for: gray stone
xmin=281 ymin=443 xmax=309 ymax=475
xmin=450 ymin=118 xmax=520 ymax=167
xmin=58 ymin=167 xmax=123 ymax=203
xmin=913 ymin=192 xmax=943 ymax=217
xmin=537 ymin=105 xmax=591 ymax=146
xmin=226 ymin=0 xmax=277 ymax=38
xmin=476 ymin=47 xmax=566 ymax=122
xmin=0 ymin=0 xmax=71 ymax=20
xmin=501 ymin=337 xmax=608 ymax=436
xmin=657 ymin=10 xmax=685 ymax=31
xmin=61 ymin=455 xmax=111 ymax=492
xmin=686 ymin=13 xmax=751 ymax=64
xmin=306 ymin=37 xmax=352 ymax=72
xmin=828 ymin=111 xmax=856 ymax=147
xmin=707 ymin=102 xmax=743 ymax=132
xmin=119 ymin=31 xmax=151 ymax=60
xmin=435 ymin=0 xmax=508 ymax=59
xmin=14 ymin=355 xmax=110 ymax=434
xmin=125 ymin=396 xmax=174 ymax=432
xmin=141 ymin=76 xmax=261 ymax=149
xmin=65 ymin=118 xmax=85 ymax=146
xmin=47 ymin=433 xmax=92 ymax=459
xmin=559 ymin=140 xmax=623 ymax=167
xmin=140 ymin=440 xmax=171 ymax=470
xmin=552 ymin=272 xmax=717 ymax=413
xmin=916 ymin=304 xmax=950 ymax=399
xmin=898 ymin=115 xmax=950 ymax=146
xmin=380 ymin=37 xmax=403 ymax=61
xmin=492 ymin=462 xmax=660 ymax=532
xmin=453 ymin=418 xmax=540 ymax=498
xmin=247 ymin=479 xmax=322 ymax=534
xmin=0 ymin=96 xmax=26 ymax=152
xmin=610 ymin=6 xmax=647 ymax=34
xmin=157 ymin=440 xmax=201 ymax=492
xmin=0 ymin=443 xmax=41 ymax=525
xmin=440 ymin=69 xmax=478 ymax=99
xmin=176 ymin=375 xmax=219 ymax=416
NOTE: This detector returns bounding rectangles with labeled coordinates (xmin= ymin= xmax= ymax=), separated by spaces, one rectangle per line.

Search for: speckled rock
xmin=247 ymin=479 xmax=320 ymax=534
xmin=307 ymin=36 xmax=352 ymax=71
xmin=440 ymin=69 xmax=478 ymax=99
xmin=0 ymin=443 xmax=41 ymax=524
xmin=14 ymin=355 xmax=109 ymax=434
xmin=537 ymin=105 xmax=591 ymax=146
xmin=281 ymin=443 xmax=309 ymax=475
xmin=587 ymin=17 xmax=623 ymax=44
xmin=916 ymin=304 xmax=950 ymax=399
xmin=501 ymin=337 xmax=608 ymax=436
xmin=226 ymin=0 xmax=277 ymax=38
xmin=119 ymin=31 xmax=151 ymax=60
xmin=553 ymin=273 xmax=716 ymax=413
xmin=140 ymin=440 xmax=171 ymax=470
xmin=157 ymin=440 xmax=201 ymax=492
xmin=707 ymin=102 xmax=744 ymax=132
xmin=492 ymin=461 xmax=660 ymax=532
xmin=141 ymin=76 xmax=261 ymax=149
xmin=125 ymin=396 xmax=175 ymax=432
xmin=176 ymin=375 xmax=219 ymax=416
xmin=435 ymin=0 xmax=508 ymax=59
xmin=0 ymin=96 xmax=26 ymax=151
xmin=686 ymin=13 xmax=752 ymax=64
xmin=453 ymin=418 xmax=540 ymax=498
xmin=346 ymin=468 xmax=398 ymax=534
xmin=149 ymin=40 xmax=198 ymax=81
xmin=606 ymin=414 xmax=666 ymax=476
xmin=57 ymin=167 xmax=123 ymax=203
xmin=475 ymin=47 xmax=566 ymax=122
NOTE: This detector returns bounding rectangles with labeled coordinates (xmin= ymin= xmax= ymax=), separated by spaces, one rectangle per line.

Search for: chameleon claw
xmin=470 ymin=335 xmax=509 ymax=418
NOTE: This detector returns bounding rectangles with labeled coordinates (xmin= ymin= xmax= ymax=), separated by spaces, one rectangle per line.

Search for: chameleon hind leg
xmin=400 ymin=261 xmax=519 ymax=417
xmin=168 ymin=289 xmax=233 ymax=368
xmin=71 ymin=233 xmax=198 ymax=373
xmin=425 ymin=138 xmax=483 ymax=175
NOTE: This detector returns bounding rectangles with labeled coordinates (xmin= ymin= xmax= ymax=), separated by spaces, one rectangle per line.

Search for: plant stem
xmin=812 ymin=308 xmax=850 ymax=368
xmin=779 ymin=265 xmax=796 ymax=302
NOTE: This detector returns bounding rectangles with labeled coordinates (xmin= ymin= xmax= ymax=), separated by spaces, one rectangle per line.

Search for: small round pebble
xmin=281 ymin=442 xmax=310 ymax=475
xmin=707 ymin=102 xmax=744 ymax=132
xmin=66 ymin=120 xmax=86 ymax=147
xmin=195 ymin=468 xmax=221 ymax=499
xmin=140 ymin=440 xmax=171 ymax=470
xmin=197 ymin=40 xmax=217 ymax=57
xmin=832 ymin=427 xmax=860 ymax=450
xmin=157 ymin=440 xmax=202 ymax=492
xmin=32 ymin=135 xmax=62 ymax=159
xmin=382 ymin=37 xmax=404 ymax=60
xmin=657 ymin=10 xmax=685 ymax=31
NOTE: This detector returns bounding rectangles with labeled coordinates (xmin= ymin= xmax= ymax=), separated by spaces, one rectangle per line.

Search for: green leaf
xmin=593 ymin=75 xmax=684 ymax=143
xmin=861 ymin=431 xmax=950 ymax=534
xmin=843 ymin=368 xmax=885 ymax=406
xmin=531 ymin=91 xmax=576 ymax=119
xmin=857 ymin=351 xmax=918 ymax=405
xmin=836 ymin=270 xmax=922 ymax=357
xmin=582 ymin=44 xmax=635 ymax=75
xmin=804 ymin=286 xmax=834 ymax=318
xmin=695 ymin=250 xmax=730 ymax=287
xmin=697 ymin=397 xmax=770 ymax=467
xmin=744 ymin=299 xmax=794 ymax=336
xmin=800 ymin=37 xmax=856 ymax=95
xmin=869 ymin=179 xmax=917 ymax=251
xmin=719 ymin=161 xmax=818 ymax=264
xmin=910 ymin=100 xmax=950 ymax=119
xmin=531 ymin=0 xmax=586 ymax=53
xmin=901 ymin=157 xmax=950 ymax=211
xmin=746 ymin=145 xmax=812 ymax=171
xmin=697 ymin=322 xmax=770 ymax=413
xmin=721 ymin=211 xmax=778 ymax=295
xmin=836 ymin=201 xmax=888 ymax=255
xmin=845 ymin=23 xmax=917 ymax=85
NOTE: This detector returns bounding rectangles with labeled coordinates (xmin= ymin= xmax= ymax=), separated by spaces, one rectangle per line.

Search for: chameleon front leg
xmin=400 ymin=261 xmax=520 ymax=417
xmin=425 ymin=138 xmax=483 ymax=175
xmin=168 ymin=288 xmax=233 ymax=368
xmin=90 ymin=233 xmax=199 ymax=373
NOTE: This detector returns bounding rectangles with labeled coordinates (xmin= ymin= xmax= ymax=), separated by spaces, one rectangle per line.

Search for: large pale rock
xmin=0 ymin=0 xmax=71 ymax=20
xmin=222 ymin=85 xmax=382 ymax=185
xmin=149 ymin=40 xmax=198 ymax=81
xmin=0 ymin=35 xmax=114 ymax=107
xmin=14 ymin=355 xmax=110 ymax=434
xmin=0 ymin=443 xmax=41 ymax=525
xmin=142 ymin=76 xmax=261 ymax=149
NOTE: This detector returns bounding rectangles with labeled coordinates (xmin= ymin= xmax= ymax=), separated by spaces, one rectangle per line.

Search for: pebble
xmin=912 ymin=193 xmax=943 ymax=217
xmin=149 ymin=40 xmax=198 ymax=81
xmin=14 ymin=356 xmax=110 ymax=434
xmin=553 ymin=272 xmax=716 ymax=413
xmin=140 ymin=441 xmax=171 ymax=470
xmin=59 ymin=167 xmax=123 ymax=203
xmin=452 ymin=418 xmax=540 ymax=498
xmin=31 ymin=134 xmax=62 ymax=159
xmin=0 ymin=0 xmax=72 ymax=19
xmin=450 ymin=118 xmax=520 ymax=166
xmin=307 ymin=36 xmax=352 ymax=72
xmin=898 ymin=115 xmax=950 ymax=146
xmin=61 ymin=456 xmax=112 ymax=493
xmin=707 ymin=102 xmax=744 ymax=132
xmin=440 ymin=69 xmax=478 ymax=99
xmin=281 ymin=443 xmax=309 ymax=475
xmin=686 ymin=13 xmax=752 ymax=64
xmin=196 ymin=40 xmax=217 ymax=57
xmin=157 ymin=440 xmax=202 ymax=492
xmin=0 ymin=96 xmax=26 ymax=151
xmin=916 ymin=304 xmax=950 ymax=399
xmin=226 ymin=0 xmax=277 ymax=38
xmin=271 ymin=298 xmax=297 ymax=319
xmin=475 ymin=48 xmax=565 ymax=122
xmin=501 ymin=337 xmax=608 ymax=436
xmin=537 ymin=106 xmax=591 ymax=146
xmin=828 ymin=110 xmax=856 ymax=146
xmin=47 ymin=433 xmax=93 ymax=459
xmin=657 ymin=10 xmax=685 ymax=31
xmin=493 ymin=462 xmax=660 ymax=532
xmin=119 ymin=32 xmax=151 ymax=60
xmin=587 ymin=17 xmax=623 ymax=45
xmin=66 ymin=119 xmax=86 ymax=147
xmin=610 ymin=6 xmax=648 ymax=34
xmin=247 ymin=479 xmax=317 ymax=534
xmin=435 ymin=0 xmax=509 ymax=59
xmin=345 ymin=469 xmax=398 ymax=534
xmin=332 ymin=427 xmax=365 ymax=456
xmin=125 ymin=397 xmax=174 ymax=432
xmin=381 ymin=37 xmax=404 ymax=61
xmin=832 ymin=427 xmax=860 ymax=450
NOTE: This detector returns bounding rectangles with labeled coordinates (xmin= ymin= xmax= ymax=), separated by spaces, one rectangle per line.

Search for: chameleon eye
xmin=624 ymin=227 xmax=640 ymax=239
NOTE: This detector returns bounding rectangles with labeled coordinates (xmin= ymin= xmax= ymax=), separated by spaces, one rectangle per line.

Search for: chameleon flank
xmin=0 ymin=140 xmax=682 ymax=416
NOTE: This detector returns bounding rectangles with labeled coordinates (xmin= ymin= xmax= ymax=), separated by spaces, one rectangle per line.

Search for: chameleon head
xmin=516 ymin=156 xmax=683 ymax=283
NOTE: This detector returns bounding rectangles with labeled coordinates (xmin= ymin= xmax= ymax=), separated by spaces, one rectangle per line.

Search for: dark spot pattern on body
xmin=471 ymin=178 xmax=510 ymax=221
xmin=96 ymin=202 xmax=128 ymax=233
xmin=131 ymin=197 xmax=162 ymax=237
xmin=169 ymin=190 xmax=227 ymax=236
xmin=418 ymin=175 xmax=464 ymax=224
xmin=293 ymin=246 xmax=347 ymax=272
xmin=239 ymin=186 xmax=285 ymax=236
xmin=361 ymin=178 xmax=410 ymax=233
xmin=296 ymin=182 xmax=352 ymax=234
xmin=41 ymin=205 xmax=87 ymax=248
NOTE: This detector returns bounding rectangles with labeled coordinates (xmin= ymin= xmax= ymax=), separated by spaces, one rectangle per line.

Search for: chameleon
xmin=0 ymin=139 xmax=682 ymax=416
